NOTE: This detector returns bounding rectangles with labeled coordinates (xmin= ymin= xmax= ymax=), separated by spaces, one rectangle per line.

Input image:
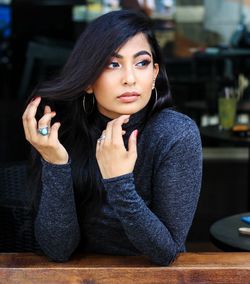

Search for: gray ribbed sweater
xmin=35 ymin=108 xmax=202 ymax=266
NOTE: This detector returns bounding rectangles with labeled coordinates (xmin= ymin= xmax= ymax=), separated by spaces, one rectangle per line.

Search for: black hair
xmin=26 ymin=9 xmax=172 ymax=217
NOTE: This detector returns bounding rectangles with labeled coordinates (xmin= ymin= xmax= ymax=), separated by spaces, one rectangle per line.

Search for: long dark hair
xmin=27 ymin=9 xmax=172 ymax=216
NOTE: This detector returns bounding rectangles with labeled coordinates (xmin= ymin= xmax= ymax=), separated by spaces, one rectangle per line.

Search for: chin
xmin=119 ymin=104 xmax=147 ymax=115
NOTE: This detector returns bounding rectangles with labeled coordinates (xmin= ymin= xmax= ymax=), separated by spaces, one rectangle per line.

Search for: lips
xmin=117 ymin=92 xmax=140 ymax=103
xmin=118 ymin=92 xmax=140 ymax=98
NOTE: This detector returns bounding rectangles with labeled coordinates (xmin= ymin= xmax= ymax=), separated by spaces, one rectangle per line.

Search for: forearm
xmin=35 ymin=159 xmax=80 ymax=262
xmin=104 ymin=174 xmax=180 ymax=265
xmin=103 ymin=128 xmax=202 ymax=266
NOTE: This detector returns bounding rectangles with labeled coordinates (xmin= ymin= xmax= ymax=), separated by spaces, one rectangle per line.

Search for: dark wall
xmin=10 ymin=1 xmax=77 ymax=98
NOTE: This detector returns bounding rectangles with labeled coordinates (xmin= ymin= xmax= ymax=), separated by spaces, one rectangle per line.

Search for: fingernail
xmin=31 ymin=96 xmax=40 ymax=102
xmin=134 ymin=129 xmax=138 ymax=138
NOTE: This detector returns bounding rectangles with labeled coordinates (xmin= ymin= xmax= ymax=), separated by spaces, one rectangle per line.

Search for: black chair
xmin=0 ymin=161 xmax=40 ymax=252
xmin=18 ymin=38 xmax=72 ymax=100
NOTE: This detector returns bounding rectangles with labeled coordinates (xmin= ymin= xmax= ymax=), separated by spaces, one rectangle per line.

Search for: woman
xmin=22 ymin=10 xmax=202 ymax=266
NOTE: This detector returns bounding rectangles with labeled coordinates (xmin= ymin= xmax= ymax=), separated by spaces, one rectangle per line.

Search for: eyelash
xmin=107 ymin=59 xmax=151 ymax=69
xmin=108 ymin=62 xmax=120 ymax=68
xmin=137 ymin=60 xmax=151 ymax=67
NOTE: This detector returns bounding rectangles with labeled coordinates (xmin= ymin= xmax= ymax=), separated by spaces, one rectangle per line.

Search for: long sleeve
xmin=35 ymin=159 xmax=81 ymax=262
xmin=102 ymin=116 xmax=202 ymax=265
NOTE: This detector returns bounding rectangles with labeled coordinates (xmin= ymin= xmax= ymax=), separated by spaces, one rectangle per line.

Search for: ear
xmin=153 ymin=63 xmax=159 ymax=80
xmin=85 ymin=86 xmax=93 ymax=94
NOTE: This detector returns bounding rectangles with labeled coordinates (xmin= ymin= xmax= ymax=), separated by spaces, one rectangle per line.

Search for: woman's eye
xmin=108 ymin=62 xmax=120 ymax=68
xmin=136 ymin=60 xmax=151 ymax=67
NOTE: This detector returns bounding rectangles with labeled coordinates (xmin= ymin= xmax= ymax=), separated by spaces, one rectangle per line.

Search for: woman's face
xmin=87 ymin=33 xmax=159 ymax=119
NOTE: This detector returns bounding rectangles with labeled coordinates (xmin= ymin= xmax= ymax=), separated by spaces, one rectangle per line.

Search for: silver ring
xmin=38 ymin=127 xmax=49 ymax=136
xmin=97 ymin=135 xmax=105 ymax=143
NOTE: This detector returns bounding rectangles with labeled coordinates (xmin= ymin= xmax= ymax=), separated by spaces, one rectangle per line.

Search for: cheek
xmin=143 ymin=76 xmax=154 ymax=91
xmin=93 ymin=79 xmax=112 ymax=106
xmin=93 ymin=75 xmax=115 ymax=94
xmin=142 ymin=69 xmax=154 ymax=85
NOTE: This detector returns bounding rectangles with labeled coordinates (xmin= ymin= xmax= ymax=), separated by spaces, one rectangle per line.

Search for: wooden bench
xmin=0 ymin=252 xmax=250 ymax=283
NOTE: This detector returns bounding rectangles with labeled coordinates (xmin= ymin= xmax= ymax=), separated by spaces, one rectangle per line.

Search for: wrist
xmin=41 ymin=156 xmax=70 ymax=166
xmin=42 ymin=155 xmax=69 ymax=165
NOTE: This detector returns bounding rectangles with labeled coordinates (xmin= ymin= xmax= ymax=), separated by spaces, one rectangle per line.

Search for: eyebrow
xmin=113 ymin=50 xmax=152 ymax=59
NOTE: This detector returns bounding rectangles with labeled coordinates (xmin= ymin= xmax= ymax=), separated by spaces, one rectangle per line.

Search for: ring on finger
xmin=97 ymin=134 xmax=106 ymax=143
xmin=38 ymin=127 xmax=49 ymax=136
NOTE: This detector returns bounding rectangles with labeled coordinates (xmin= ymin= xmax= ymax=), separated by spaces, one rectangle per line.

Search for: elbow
xmin=38 ymin=242 xmax=78 ymax=263
xmin=150 ymin=245 xmax=179 ymax=266
xmin=35 ymin=226 xmax=80 ymax=262
xmin=48 ymin=253 xmax=72 ymax=263
xmin=151 ymin=253 xmax=177 ymax=266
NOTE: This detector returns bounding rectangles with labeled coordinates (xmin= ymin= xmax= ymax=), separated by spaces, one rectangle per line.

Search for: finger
xmin=111 ymin=115 xmax=130 ymax=144
xmin=22 ymin=97 xmax=41 ymax=141
xmin=103 ymin=122 xmax=113 ymax=143
xmin=37 ymin=111 xmax=56 ymax=136
xmin=104 ymin=115 xmax=130 ymax=144
xmin=22 ymin=96 xmax=41 ymax=119
xmin=97 ymin=130 xmax=106 ymax=146
xmin=38 ymin=106 xmax=56 ymax=128
xmin=96 ymin=138 xmax=100 ymax=152
xmin=101 ymin=130 xmax=106 ymax=138
xmin=44 ymin=105 xmax=51 ymax=114
xmin=48 ymin=122 xmax=61 ymax=142
xmin=128 ymin=129 xmax=138 ymax=158
xmin=42 ymin=106 xmax=52 ymax=134
xmin=96 ymin=134 xmax=102 ymax=152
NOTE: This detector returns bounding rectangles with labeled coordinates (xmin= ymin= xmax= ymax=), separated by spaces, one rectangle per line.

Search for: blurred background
xmin=1 ymin=0 xmax=250 ymax=252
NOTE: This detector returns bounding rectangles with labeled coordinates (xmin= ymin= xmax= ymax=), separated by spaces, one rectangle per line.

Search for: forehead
xmin=116 ymin=33 xmax=151 ymax=55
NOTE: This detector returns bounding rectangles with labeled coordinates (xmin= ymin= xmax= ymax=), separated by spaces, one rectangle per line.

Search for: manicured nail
xmin=134 ymin=129 xmax=138 ymax=138
xmin=31 ymin=96 xmax=40 ymax=102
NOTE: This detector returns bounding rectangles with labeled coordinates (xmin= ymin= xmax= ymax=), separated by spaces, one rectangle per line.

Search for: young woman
xmin=22 ymin=10 xmax=202 ymax=266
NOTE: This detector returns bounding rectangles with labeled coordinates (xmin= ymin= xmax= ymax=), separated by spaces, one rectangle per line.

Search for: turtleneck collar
xmin=94 ymin=105 xmax=149 ymax=134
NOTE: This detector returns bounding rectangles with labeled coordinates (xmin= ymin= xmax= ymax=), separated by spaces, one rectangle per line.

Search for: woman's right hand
xmin=22 ymin=96 xmax=69 ymax=165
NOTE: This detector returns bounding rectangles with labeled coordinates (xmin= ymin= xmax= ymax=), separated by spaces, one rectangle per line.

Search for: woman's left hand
xmin=96 ymin=115 xmax=138 ymax=179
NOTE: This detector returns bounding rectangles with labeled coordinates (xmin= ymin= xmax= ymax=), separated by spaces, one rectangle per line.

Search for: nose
xmin=122 ymin=66 xmax=136 ymax=86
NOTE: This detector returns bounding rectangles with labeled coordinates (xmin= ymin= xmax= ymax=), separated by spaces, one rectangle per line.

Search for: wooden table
xmin=1 ymin=252 xmax=250 ymax=283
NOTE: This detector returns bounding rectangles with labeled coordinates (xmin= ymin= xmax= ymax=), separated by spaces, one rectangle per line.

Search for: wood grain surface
xmin=0 ymin=252 xmax=250 ymax=283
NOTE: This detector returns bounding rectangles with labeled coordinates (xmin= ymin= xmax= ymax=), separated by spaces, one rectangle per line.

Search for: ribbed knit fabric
xmin=35 ymin=108 xmax=202 ymax=265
